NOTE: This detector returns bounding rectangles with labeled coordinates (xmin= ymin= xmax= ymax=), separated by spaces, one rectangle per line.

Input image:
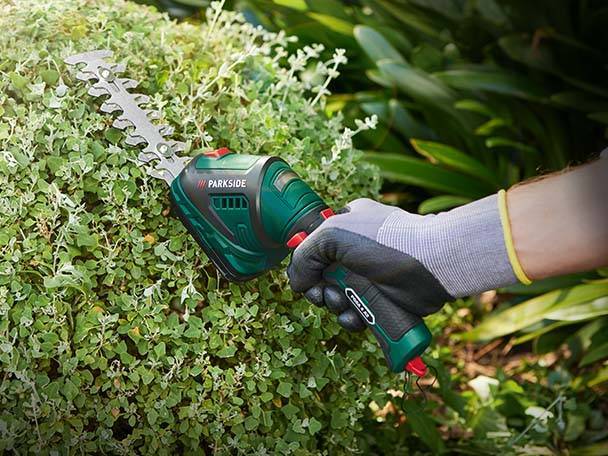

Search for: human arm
xmin=287 ymin=152 xmax=608 ymax=331
xmin=509 ymin=155 xmax=608 ymax=280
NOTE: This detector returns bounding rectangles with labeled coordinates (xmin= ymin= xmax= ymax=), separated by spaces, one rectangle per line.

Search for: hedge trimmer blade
xmin=64 ymin=50 xmax=190 ymax=184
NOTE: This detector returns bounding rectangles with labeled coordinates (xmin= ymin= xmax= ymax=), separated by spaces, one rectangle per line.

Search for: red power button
xmin=286 ymin=231 xmax=308 ymax=248
xmin=405 ymin=356 xmax=427 ymax=377
xmin=203 ymin=147 xmax=231 ymax=159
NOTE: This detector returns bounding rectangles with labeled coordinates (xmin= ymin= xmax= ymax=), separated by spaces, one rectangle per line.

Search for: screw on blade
xmin=64 ymin=49 xmax=190 ymax=184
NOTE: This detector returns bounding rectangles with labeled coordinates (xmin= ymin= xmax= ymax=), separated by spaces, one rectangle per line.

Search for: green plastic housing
xmin=169 ymin=152 xmax=326 ymax=281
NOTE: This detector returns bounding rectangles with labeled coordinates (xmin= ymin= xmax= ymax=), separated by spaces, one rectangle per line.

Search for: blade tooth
xmin=100 ymin=101 xmax=122 ymax=114
xmin=87 ymin=85 xmax=110 ymax=97
xmin=137 ymin=151 xmax=157 ymax=163
xmin=158 ymin=125 xmax=174 ymax=137
xmin=168 ymin=141 xmax=186 ymax=153
xmin=76 ymin=71 xmax=98 ymax=82
xmin=147 ymin=167 xmax=173 ymax=184
xmin=125 ymin=134 xmax=147 ymax=146
xmin=144 ymin=109 xmax=160 ymax=120
xmin=110 ymin=63 xmax=126 ymax=74
xmin=112 ymin=117 xmax=133 ymax=130
xmin=64 ymin=49 xmax=113 ymax=66
xmin=118 ymin=78 xmax=139 ymax=89
xmin=133 ymin=94 xmax=150 ymax=106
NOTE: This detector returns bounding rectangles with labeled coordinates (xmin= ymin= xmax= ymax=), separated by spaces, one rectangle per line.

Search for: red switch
xmin=320 ymin=208 xmax=335 ymax=219
xmin=404 ymin=356 xmax=427 ymax=377
xmin=203 ymin=147 xmax=231 ymax=159
xmin=286 ymin=231 xmax=308 ymax=248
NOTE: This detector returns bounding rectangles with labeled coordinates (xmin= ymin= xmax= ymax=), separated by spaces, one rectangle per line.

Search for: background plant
xmin=135 ymin=0 xmax=608 ymax=454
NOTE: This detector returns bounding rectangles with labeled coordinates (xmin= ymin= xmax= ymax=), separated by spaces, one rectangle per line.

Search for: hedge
xmin=0 ymin=0 xmax=389 ymax=453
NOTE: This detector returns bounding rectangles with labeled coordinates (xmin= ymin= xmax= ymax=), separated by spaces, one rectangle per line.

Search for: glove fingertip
xmin=304 ymin=285 xmax=324 ymax=307
xmin=337 ymin=309 xmax=366 ymax=332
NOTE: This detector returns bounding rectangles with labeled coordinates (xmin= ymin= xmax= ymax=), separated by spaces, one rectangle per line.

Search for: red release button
xmin=404 ymin=356 xmax=427 ymax=377
xmin=286 ymin=231 xmax=308 ymax=248
xmin=204 ymin=147 xmax=231 ymax=159
xmin=320 ymin=208 xmax=335 ymax=219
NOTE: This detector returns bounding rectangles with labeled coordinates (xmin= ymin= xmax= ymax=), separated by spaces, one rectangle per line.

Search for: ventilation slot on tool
xmin=212 ymin=195 xmax=248 ymax=210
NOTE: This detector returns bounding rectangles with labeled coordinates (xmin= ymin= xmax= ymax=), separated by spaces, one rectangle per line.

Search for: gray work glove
xmin=287 ymin=196 xmax=518 ymax=331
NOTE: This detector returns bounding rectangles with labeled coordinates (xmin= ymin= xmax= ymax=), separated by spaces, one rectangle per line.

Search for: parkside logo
xmin=344 ymin=288 xmax=375 ymax=325
xmin=197 ymin=179 xmax=247 ymax=189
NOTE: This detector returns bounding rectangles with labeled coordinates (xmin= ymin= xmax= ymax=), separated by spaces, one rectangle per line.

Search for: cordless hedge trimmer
xmin=65 ymin=50 xmax=431 ymax=377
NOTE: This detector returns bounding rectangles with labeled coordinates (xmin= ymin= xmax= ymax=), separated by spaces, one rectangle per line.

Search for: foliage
xmin=233 ymin=0 xmax=607 ymax=206
xmin=0 ymin=0 xmax=390 ymax=453
xmin=136 ymin=0 xmax=608 ymax=454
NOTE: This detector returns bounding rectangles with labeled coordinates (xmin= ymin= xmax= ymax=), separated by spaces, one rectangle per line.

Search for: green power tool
xmin=66 ymin=50 xmax=431 ymax=376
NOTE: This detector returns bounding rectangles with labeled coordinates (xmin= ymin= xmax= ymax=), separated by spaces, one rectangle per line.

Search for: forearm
xmin=507 ymin=155 xmax=608 ymax=281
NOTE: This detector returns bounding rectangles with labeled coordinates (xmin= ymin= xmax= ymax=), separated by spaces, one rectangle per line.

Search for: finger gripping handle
xmin=323 ymin=264 xmax=431 ymax=373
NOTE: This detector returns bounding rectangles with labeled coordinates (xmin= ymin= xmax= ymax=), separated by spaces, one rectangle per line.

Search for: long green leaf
xmin=402 ymin=399 xmax=446 ymax=453
xmin=418 ymin=195 xmax=471 ymax=214
xmin=307 ymin=12 xmax=353 ymax=35
xmin=364 ymin=152 xmax=495 ymax=198
xmin=410 ymin=139 xmax=499 ymax=186
xmin=272 ymin=0 xmax=307 ymax=10
xmin=587 ymin=366 xmax=608 ymax=387
xmin=433 ymin=68 xmax=547 ymax=100
xmin=388 ymin=99 xmax=434 ymax=139
xmin=499 ymin=34 xmax=608 ymax=97
xmin=580 ymin=341 xmax=608 ymax=366
xmin=377 ymin=60 xmax=456 ymax=114
xmin=545 ymin=297 xmax=608 ymax=321
xmin=353 ymin=25 xmax=405 ymax=63
xmin=462 ymin=280 xmax=608 ymax=341
xmin=373 ymin=0 xmax=446 ymax=41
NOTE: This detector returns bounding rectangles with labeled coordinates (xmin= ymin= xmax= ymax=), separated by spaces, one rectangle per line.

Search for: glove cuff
xmin=377 ymin=194 xmax=519 ymax=298
xmin=497 ymin=189 xmax=532 ymax=285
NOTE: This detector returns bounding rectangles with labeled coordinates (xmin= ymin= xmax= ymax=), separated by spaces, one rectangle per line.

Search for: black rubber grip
xmin=323 ymin=264 xmax=422 ymax=341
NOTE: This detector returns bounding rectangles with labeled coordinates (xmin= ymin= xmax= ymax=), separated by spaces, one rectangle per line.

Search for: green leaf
xmin=277 ymin=381 xmax=292 ymax=398
xmin=499 ymin=34 xmax=608 ymax=97
xmin=580 ymin=341 xmax=608 ymax=367
xmin=147 ymin=409 xmax=159 ymax=425
xmin=306 ymin=13 xmax=353 ymax=35
xmin=402 ymin=399 xmax=445 ymax=453
xmin=433 ymin=69 xmax=547 ymax=100
xmin=410 ymin=139 xmax=499 ymax=186
xmin=353 ymin=25 xmax=404 ymax=63
xmin=216 ymin=345 xmax=237 ymax=358
xmin=543 ymin=296 xmax=608 ymax=321
xmin=330 ymin=409 xmax=348 ymax=429
xmin=374 ymin=0 xmax=445 ymax=41
xmin=377 ymin=60 xmax=456 ymax=114
xmin=587 ymin=112 xmax=608 ymax=125
xmin=388 ymin=99 xmax=434 ymax=139
xmin=571 ymin=441 xmax=608 ymax=456
xmin=551 ymin=91 xmax=608 ymax=113
xmin=454 ymin=99 xmax=495 ymax=117
xmin=484 ymin=137 xmax=540 ymax=156
xmin=40 ymin=69 xmax=59 ymax=85
xmin=418 ymin=195 xmax=471 ymax=214
xmin=463 ymin=280 xmax=608 ymax=341
xmin=154 ymin=342 xmax=166 ymax=358
xmin=244 ymin=415 xmax=259 ymax=431
xmin=365 ymin=151 xmax=494 ymax=198
xmin=272 ymin=0 xmax=307 ymax=11
xmin=308 ymin=417 xmax=322 ymax=435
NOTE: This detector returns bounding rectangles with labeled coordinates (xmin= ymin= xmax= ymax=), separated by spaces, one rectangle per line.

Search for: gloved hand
xmin=287 ymin=196 xmax=518 ymax=331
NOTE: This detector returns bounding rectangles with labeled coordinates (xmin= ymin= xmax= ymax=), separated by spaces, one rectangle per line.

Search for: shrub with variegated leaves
xmin=0 ymin=0 xmax=387 ymax=453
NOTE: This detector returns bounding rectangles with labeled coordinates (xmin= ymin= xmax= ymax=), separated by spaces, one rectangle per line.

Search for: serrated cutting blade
xmin=64 ymin=49 xmax=191 ymax=184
